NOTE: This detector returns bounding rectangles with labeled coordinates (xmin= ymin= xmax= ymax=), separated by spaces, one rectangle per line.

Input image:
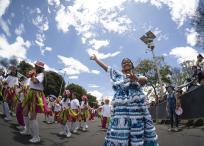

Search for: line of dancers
xmin=0 ymin=61 xmax=97 ymax=143
xmin=44 ymin=90 xmax=91 ymax=137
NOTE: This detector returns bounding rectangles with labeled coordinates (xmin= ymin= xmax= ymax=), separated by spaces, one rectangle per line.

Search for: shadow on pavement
xmin=49 ymin=132 xmax=74 ymax=140
xmin=9 ymin=123 xmax=19 ymax=130
xmin=12 ymin=131 xmax=45 ymax=145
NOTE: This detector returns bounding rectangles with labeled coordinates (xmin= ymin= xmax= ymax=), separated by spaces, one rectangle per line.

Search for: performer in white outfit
xmin=3 ymin=66 xmax=18 ymax=121
xmin=80 ymin=95 xmax=89 ymax=131
xmin=58 ymin=90 xmax=72 ymax=138
xmin=20 ymin=61 xmax=48 ymax=143
xmin=70 ymin=92 xmax=80 ymax=133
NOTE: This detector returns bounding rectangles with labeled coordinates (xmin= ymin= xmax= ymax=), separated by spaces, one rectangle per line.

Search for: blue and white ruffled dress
xmin=104 ymin=67 xmax=158 ymax=146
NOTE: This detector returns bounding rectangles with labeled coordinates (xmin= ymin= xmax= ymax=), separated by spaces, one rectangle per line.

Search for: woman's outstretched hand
xmin=90 ymin=54 xmax=108 ymax=72
xmin=90 ymin=54 xmax=97 ymax=61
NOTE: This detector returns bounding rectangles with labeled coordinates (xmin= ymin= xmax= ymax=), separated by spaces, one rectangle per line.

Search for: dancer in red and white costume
xmin=3 ymin=66 xmax=18 ymax=121
xmin=58 ymin=90 xmax=72 ymax=138
xmin=70 ymin=92 xmax=80 ymax=133
xmin=80 ymin=95 xmax=90 ymax=131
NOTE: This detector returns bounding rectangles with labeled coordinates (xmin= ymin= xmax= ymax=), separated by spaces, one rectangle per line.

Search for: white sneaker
xmin=20 ymin=129 xmax=30 ymax=135
xmin=29 ymin=137 xmax=40 ymax=143
xmin=59 ymin=131 xmax=65 ymax=135
xmin=82 ymin=127 xmax=86 ymax=131
xmin=168 ymin=128 xmax=173 ymax=131
xmin=4 ymin=117 xmax=11 ymax=121
xmin=73 ymin=129 xmax=78 ymax=133
xmin=85 ymin=124 xmax=88 ymax=129
xmin=174 ymin=127 xmax=179 ymax=132
xmin=66 ymin=132 xmax=72 ymax=138
xmin=75 ymin=126 xmax=79 ymax=130
xmin=47 ymin=121 xmax=53 ymax=124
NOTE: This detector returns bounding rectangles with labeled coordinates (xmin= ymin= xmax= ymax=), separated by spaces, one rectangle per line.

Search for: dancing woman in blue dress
xmin=90 ymin=54 xmax=158 ymax=146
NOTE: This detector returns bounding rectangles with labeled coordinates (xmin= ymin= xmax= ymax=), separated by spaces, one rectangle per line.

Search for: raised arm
xmin=90 ymin=54 xmax=108 ymax=72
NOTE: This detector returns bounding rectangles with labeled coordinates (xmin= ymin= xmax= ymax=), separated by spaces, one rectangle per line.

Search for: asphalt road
xmin=0 ymin=112 xmax=204 ymax=146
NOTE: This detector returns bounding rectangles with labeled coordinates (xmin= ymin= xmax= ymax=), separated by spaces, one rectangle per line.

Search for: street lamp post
xmin=140 ymin=31 xmax=164 ymax=123
xmin=140 ymin=31 xmax=164 ymax=99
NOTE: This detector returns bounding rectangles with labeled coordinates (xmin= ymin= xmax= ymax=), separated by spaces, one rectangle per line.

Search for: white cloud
xmin=152 ymin=27 xmax=168 ymax=41
xmin=45 ymin=46 xmax=52 ymax=51
xmin=162 ymin=53 xmax=168 ymax=57
xmin=32 ymin=8 xmax=52 ymax=56
xmin=87 ymin=48 xmax=120 ymax=60
xmin=32 ymin=8 xmax=49 ymax=32
xmin=0 ymin=0 xmax=10 ymax=17
xmin=169 ymin=46 xmax=198 ymax=63
xmin=91 ymin=70 xmax=100 ymax=74
xmin=133 ymin=0 xmax=198 ymax=27
xmin=88 ymin=90 xmax=103 ymax=100
xmin=48 ymin=0 xmax=60 ymax=6
xmin=0 ymin=0 xmax=11 ymax=37
xmin=36 ymin=8 xmax=41 ymax=14
xmin=68 ymin=76 xmax=79 ymax=79
xmin=150 ymin=0 xmax=198 ymax=27
xmin=44 ymin=64 xmax=58 ymax=72
xmin=55 ymin=0 xmax=131 ymax=43
xmin=41 ymin=46 xmax=53 ymax=55
xmin=0 ymin=18 xmax=10 ymax=36
xmin=58 ymin=55 xmax=100 ymax=76
xmin=87 ymin=39 xmax=120 ymax=60
xmin=186 ymin=28 xmax=198 ymax=47
xmin=58 ymin=55 xmax=90 ymax=75
xmin=35 ymin=33 xmax=45 ymax=48
xmin=88 ymin=84 xmax=100 ymax=88
xmin=0 ymin=35 xmax=30 ymax=59
xmin=35 ymin=34 xmax=53 ymax=55
xmin=55 ymin=5 xmax=75 ymax=33
xmin=32 ymin=15 xmax=49 ymax=31
xmin=100 ymin=15 xmax=132 ymax=34
xmin=89 ymin=39 xmax=110 ymax=50
xmin=15 ymin=24 xmax=25 ymax=36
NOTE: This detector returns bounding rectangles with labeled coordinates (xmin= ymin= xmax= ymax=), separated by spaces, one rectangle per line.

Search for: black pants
xmin=169 ymin=108 xmax=178 ymax=128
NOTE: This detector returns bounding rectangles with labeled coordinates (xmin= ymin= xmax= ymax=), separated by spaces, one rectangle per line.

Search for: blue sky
xmin=0 ymin=0 xmax=203 ymax=101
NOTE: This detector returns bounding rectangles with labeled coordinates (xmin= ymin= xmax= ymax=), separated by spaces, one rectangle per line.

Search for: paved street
xmin=0 ymin=112 xmax=204 ymax=146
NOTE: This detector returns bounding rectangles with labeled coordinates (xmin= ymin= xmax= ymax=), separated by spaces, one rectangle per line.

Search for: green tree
xmin=44 ymin=71 xmax=65 ymax=97
xmin=66 ymin=83 xmax=87 ymax=101
xmin=87 ymin=93 xmax=98 ymax=108
xmin=66 ymin=83 xmax=98 ymax=107
xmin=17 ymin=61 xmax=33 ymax=76
xmin=170 ymin=67 xmax=189 ymax=86
xmin=134 ymin=57 xmax=171 ymax=100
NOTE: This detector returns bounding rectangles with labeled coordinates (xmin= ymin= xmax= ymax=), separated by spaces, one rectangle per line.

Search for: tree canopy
xmin=17 ymin=60 xmax=33 ymax=76
xmin=66 ymin=83 xmax=98 ymax=107
xmin=44 ymin=71 xmax=65 ymax=97
xmin=134 ymin=57 xmax=171 ymax=100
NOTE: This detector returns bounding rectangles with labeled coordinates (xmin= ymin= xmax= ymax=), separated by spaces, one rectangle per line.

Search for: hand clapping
xmin=126 ymin=73 xmax=138 ymax=82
